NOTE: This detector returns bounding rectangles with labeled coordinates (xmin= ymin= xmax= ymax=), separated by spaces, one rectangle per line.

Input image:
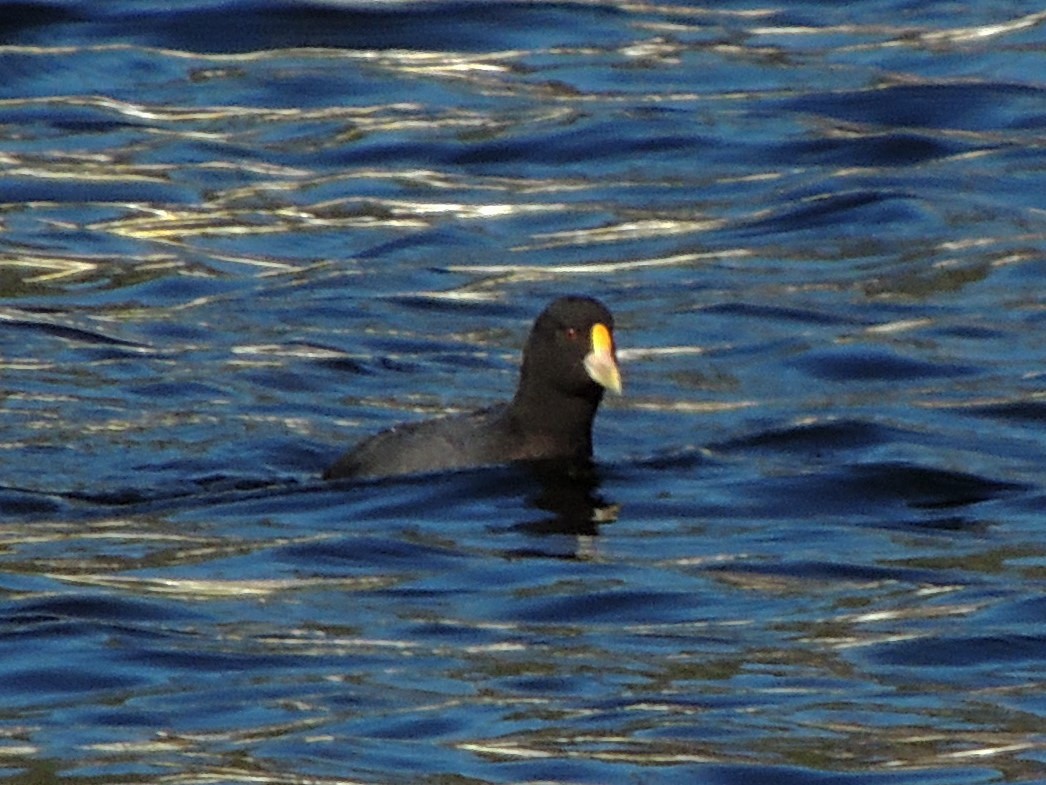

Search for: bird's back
xmin=322 ymin=406 xmax=508 ymax=480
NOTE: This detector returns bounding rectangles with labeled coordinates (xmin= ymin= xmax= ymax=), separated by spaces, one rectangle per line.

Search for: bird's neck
xmin=508 ymin=381 xmax=603 ymax=457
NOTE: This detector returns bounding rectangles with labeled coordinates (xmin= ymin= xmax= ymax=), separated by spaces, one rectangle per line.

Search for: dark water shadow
xmin=710 ymin=458 xmax=1027 ymax=526
xmin=731 ymin=188 xmax=930 ymax=239
xmin=811 ymin=461 xmax=1026 ymax=511
xmin=4 ymin=458 xmax=619 ymax=554
xmin=713 ymin=417 xmax=901 ymax=455
xmin=0 ymin=474 xmax=303 ymax=524
xmin=619 ymin=415 xmax=1031 ymax=541
xmin=712 ymin=417 xmax=1027 ymax=509
xmin=794 ymin=346 xmax=976 ymax=382
xmin=31 ymin=1 xmax=627 ymax=54
xmin=777 ymin=81 xmax=1043 ymax=132
xmin=0 ymin=311 xmax=154 ymax=352
xmin=962 ymin=398 xmax=1046 ymax=424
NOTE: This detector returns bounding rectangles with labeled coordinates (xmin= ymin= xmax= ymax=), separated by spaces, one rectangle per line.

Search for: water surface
xmin=0 ymin=1 xmax=1044 ymax=783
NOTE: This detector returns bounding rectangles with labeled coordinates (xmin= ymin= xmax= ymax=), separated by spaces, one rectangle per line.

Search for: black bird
xmin=323 ymin=296 xmax=622 ymax=480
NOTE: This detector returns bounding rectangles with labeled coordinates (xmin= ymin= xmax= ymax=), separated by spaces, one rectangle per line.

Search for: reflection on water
xmin=1 ymin=1 xmax=1044 ymax=783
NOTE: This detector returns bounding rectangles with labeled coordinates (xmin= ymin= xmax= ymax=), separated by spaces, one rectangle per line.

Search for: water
xmin=1 ymin=1 xmax=1044 ymax=782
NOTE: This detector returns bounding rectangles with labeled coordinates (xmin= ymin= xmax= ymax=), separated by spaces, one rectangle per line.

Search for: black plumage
xmin=323 ymin=296 xmax=622 ymax=480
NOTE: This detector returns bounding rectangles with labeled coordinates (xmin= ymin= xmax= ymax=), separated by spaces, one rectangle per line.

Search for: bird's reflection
xmin=317 ymin=459 xmax=621 ymax=559
xmin=510 ymin=458 xmax=619 ymax=540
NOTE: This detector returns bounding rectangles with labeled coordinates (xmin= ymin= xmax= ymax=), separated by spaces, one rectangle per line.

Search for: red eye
xmin=565 ymin=327 xmax=579 ymax=340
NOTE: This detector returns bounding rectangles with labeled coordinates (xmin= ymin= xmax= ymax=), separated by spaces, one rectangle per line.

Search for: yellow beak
xmin=583 ymin=322 xmax=622 ymax=395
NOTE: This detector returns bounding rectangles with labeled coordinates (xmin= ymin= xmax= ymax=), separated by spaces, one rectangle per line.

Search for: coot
xmin=323 ymin=296 xmax=622 ymax=480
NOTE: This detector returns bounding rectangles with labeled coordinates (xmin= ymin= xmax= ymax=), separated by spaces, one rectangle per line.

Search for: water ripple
xmin=0 ymin=1 xmax=1043 ymax=783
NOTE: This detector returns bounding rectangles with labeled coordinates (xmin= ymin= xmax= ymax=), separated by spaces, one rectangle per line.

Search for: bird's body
xmin=323 ymin=296 xmax=621 ymax=481
xmin=323 ymin=404 xmax=577 ymax=480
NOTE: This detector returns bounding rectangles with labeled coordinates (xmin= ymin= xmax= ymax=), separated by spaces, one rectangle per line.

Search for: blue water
xmin=0 ymin=1 xmax=1044 ymax=782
